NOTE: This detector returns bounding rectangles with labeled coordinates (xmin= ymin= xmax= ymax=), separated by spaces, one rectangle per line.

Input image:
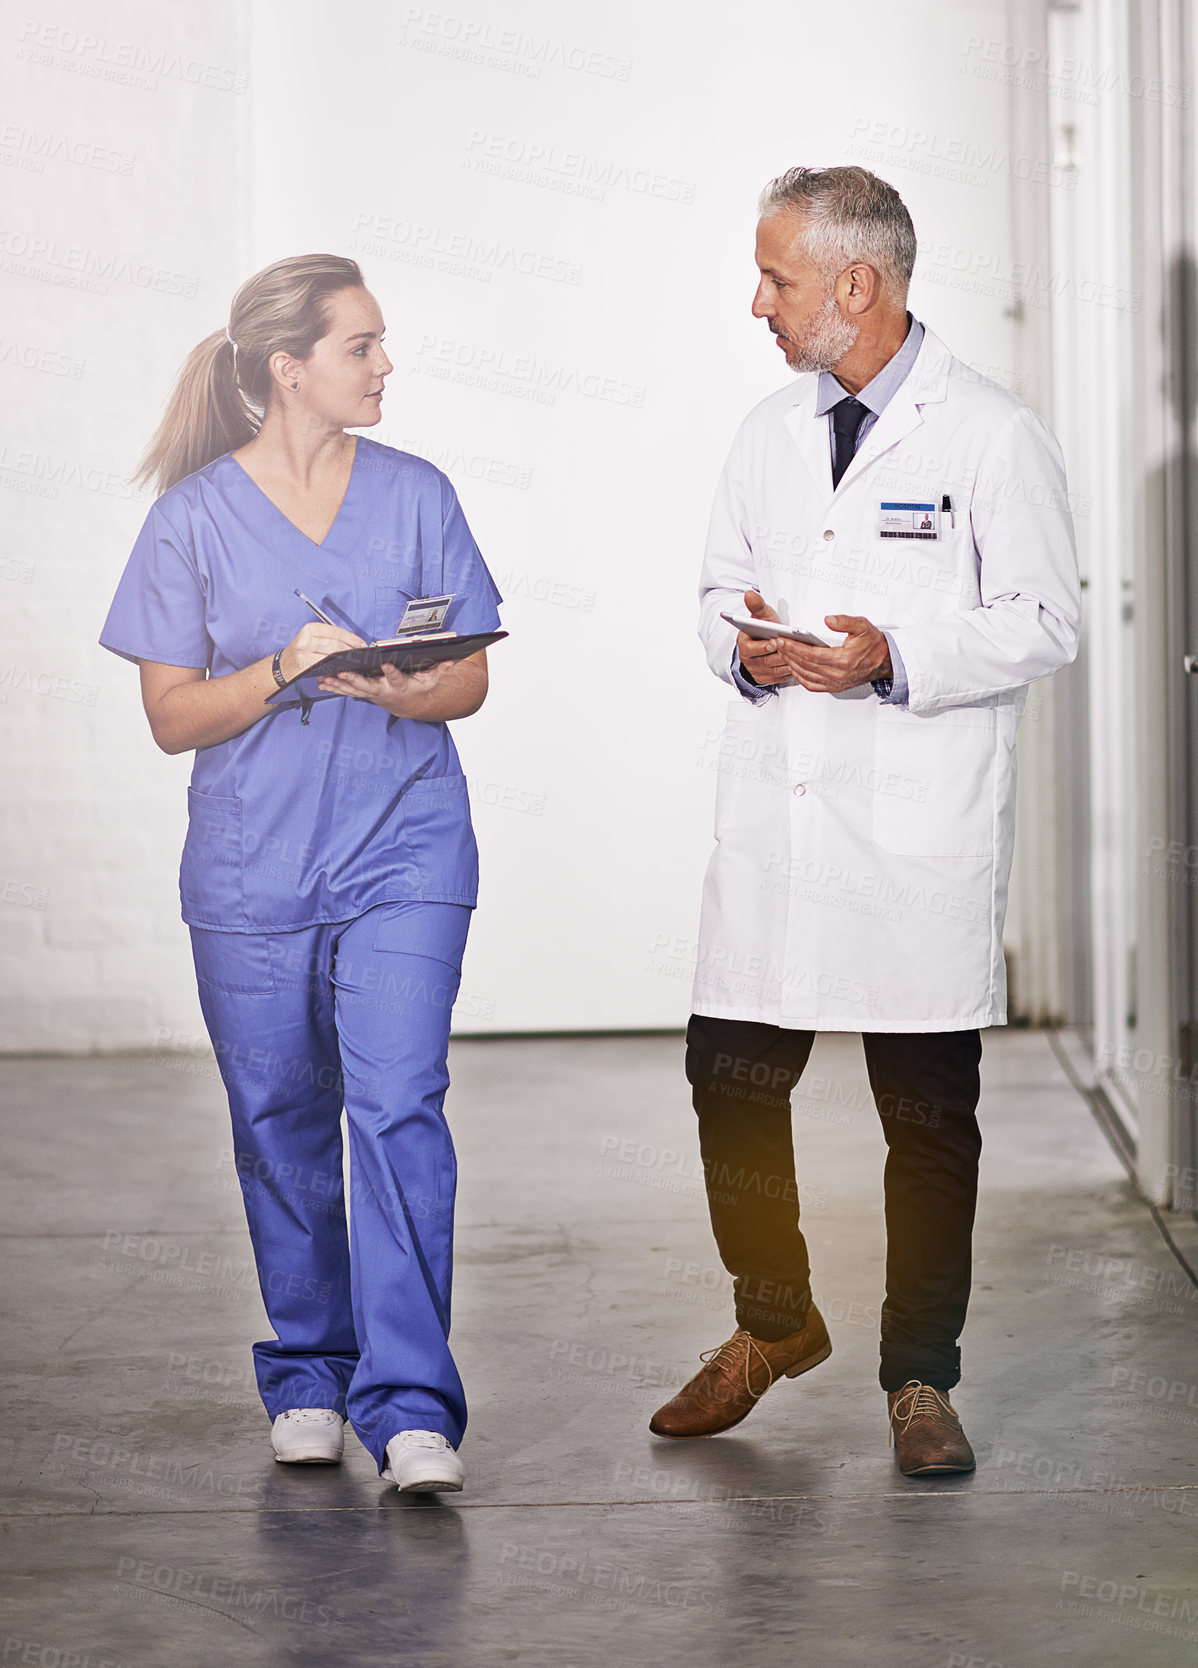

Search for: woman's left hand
xmin=317 ymin=649 xmax=488 ymax=722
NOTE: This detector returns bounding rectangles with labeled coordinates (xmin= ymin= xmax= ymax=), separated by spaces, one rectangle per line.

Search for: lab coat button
xmin=793 ymin=783 xmax=806 ymax=797
xmin=822 ymin=529 xmax=835 ymax=541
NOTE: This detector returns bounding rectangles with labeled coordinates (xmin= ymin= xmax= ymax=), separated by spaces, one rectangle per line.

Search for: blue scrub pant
xmin=189 ymin=901 xmax=472 ymax=1471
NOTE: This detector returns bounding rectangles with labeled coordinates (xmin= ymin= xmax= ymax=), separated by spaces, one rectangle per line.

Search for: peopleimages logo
xmin=847 ymin=117 xmax=1076 ymax=190
xmin=463 ymin=130 xmax=695 ymax=205
xmin=0 ymin=231 xmax=199 ymax=297
xmin=15 ymin=21 xmax=248 ymax=93
xmin=113 ymin=1557 xmax=343 ymax=1627
xmin=921 ymin=240 xmax=1139 ymax=313
xmin=0 ymin=122 xmax=135 ymax=174
xmin=350 ymin=212 xmax=581 ymax=287
xmin=1059 ymin=1570 xmax=1198 ymax=1624
xmin=399 ymin=7 xmax=632 ymax=80
xmin=958 ymin=33 xmax=1190 ymax=108
xmin=411 ymin=335 xmax=647 ymax=409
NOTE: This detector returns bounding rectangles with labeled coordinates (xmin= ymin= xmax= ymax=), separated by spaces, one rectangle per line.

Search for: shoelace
xmin=282 ymin=1409 xmax=340 ymax=1425
xmin=888 ymin=1380 xmax=957 ymax=1447
xmin=699 ymin=1331 xmax=776 ymax=1401
xmin=394 ymin=1430 xmax=450 ymax=1451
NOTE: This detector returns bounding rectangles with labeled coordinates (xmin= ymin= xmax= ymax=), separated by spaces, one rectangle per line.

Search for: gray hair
xmin=758 ymin=166 xmax=916 ymax=297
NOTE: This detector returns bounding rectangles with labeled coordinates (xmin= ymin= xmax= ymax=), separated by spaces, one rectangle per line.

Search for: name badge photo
xmin=879 ymin=501 xmax=937 ymax=541
xmin=395 ymin=594 xmax=455 ymax=634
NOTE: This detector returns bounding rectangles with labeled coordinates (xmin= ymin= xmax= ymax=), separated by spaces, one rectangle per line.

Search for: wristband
xmin=271 ymin=648 xmax=287 ymax=689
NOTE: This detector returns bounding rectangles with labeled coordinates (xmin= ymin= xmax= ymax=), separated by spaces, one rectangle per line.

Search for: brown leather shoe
xmin=649 ymin=1307 xmax=831 ymax=1438
xmin=887 ymin=1381 xmax=975 ymax=1475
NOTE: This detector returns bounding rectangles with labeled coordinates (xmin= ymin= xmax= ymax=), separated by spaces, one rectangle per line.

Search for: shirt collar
xmin=814 ymin=314 xmax=925 ymax=418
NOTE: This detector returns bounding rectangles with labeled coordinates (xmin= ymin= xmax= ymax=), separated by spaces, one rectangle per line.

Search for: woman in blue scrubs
xmin=100 ymin=254 xmax=501 ymax=1494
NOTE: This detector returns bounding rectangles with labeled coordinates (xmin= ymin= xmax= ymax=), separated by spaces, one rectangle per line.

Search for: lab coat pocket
xmin=871 ymin=707 xmax=997 ymax=858
xmin=712 ymin=699 xmax=791 ymax=848
xmin=181 ymin=789 xmax=246 ymax=927
xmin=404 ymin=774 xmax=480 ymax=903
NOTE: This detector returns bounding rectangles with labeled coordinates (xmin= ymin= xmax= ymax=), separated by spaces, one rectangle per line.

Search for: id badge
xmin=395 ymin=594 xmax=455 ymax=634
xmin=879 ymin=502 xmax=938 ymax=540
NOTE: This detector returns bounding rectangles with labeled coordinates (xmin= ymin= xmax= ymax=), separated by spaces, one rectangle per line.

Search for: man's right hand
xmin=736 ymin=591 xmax=795 ymax=687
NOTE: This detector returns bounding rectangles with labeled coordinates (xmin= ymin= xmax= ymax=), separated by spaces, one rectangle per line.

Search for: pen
xmin=294 ymin=589 xmax=339 ymax=627
xmin=941 ymin=493 xmax=954 ymax=529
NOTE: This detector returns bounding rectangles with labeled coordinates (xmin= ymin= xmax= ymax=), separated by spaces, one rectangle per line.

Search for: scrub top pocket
xmin=404 ymin=775 xmax=480 ymax=904
xmin=375 ymin=584 xmax=418 ymax=639
xmin=181 ymin=789 xmax=246 ymax=928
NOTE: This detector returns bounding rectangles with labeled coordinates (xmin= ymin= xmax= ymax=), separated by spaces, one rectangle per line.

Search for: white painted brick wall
xmin=3 ymin=0 xmax=1023 ymax=1050
xmin=1 ymin=0 xmax=242 ymax=1051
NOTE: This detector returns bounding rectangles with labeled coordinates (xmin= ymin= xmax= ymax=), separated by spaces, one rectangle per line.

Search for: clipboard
xmin=265 ymin=630 xmax=508 ymax=706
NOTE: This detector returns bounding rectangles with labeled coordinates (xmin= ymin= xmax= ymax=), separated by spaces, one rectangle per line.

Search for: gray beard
xmin=777 ymin=292 xmax=860 ymax=374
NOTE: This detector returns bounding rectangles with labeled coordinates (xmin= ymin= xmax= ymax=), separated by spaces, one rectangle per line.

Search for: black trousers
xmin=685 ymin=1014 xmax=983 ymax=1392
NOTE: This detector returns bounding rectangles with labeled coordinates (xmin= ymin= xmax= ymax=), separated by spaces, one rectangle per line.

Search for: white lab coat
xmin=693 ymin=327 xmax=1081 ymax=1032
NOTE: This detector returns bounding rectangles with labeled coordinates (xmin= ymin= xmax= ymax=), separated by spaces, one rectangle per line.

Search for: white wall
xmin=2 ymin=0 xmax=1029 ymax=1047
xmin=0 ymin=2 xmax=245 ymax=1049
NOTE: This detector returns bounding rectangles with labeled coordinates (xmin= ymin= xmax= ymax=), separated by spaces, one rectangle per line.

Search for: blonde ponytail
xmin=136 ymin=253 xmax=365 ymax=497
xmin=136 ymin=331 xmax=256 ymax=496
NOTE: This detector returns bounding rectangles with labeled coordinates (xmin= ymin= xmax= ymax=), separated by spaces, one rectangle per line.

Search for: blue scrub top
xmin=100 ymin=437 xmax=503 ymax=933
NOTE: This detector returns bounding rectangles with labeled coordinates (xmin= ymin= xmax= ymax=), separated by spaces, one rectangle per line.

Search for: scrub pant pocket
xmin=189 ymin=900 xmax=472 ymax=1469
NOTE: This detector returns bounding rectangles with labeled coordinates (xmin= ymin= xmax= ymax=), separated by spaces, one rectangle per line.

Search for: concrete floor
xmin=2 ymin=1029 xmax=1197 ymax=1667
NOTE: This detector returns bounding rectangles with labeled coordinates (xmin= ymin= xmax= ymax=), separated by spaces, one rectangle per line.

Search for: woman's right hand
xmin=140 ymin=623 xmax=369 ymax=755
xmin=278 ymin=623 xmax=365 ymax=682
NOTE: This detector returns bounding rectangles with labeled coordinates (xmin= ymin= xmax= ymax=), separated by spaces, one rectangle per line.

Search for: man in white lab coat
xmin=649 ymin=166 xmax=1081 ymax=1473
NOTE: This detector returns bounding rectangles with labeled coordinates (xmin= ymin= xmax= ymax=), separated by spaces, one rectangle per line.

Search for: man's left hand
xmin=771 ymin=615 xmax=892 ymax=694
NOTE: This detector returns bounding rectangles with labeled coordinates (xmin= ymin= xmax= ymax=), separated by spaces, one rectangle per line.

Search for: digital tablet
xmin=720 ymin=611 xmax=833 ymax=648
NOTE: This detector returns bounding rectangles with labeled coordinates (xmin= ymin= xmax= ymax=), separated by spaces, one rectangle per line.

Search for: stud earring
xmin=291 ymin=381 xmax=299 ymax=391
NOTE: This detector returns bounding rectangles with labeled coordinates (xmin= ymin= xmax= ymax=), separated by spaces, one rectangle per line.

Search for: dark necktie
xmin=830 ymin=395 xmax=869 ymax=488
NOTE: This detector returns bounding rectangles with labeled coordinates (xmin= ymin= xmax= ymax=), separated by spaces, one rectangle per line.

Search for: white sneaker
xmin=381 ymin=1430 xmax=464 ymax=1493
xmin=270 ymin=1409 xmax=345 ymax=1463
